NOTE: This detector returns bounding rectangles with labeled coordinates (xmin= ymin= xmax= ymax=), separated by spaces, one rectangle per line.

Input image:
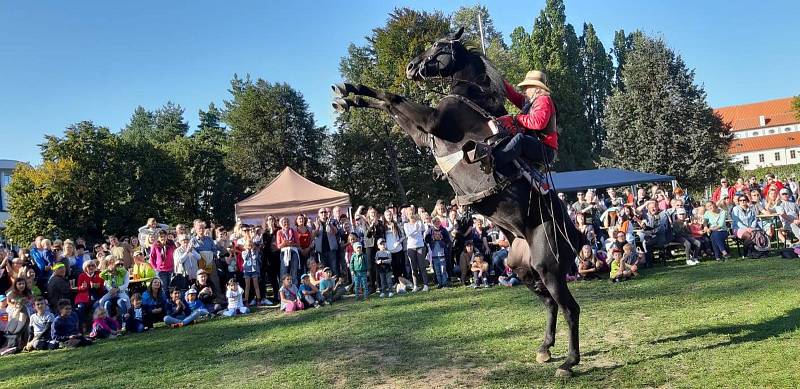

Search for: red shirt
xmin=296 ymin=228 xmax=312 ymax=249
xmin=762 ymin=181 xmax=784 ymax=198
xmin=504 ymin=81 xmax=558 ymax=150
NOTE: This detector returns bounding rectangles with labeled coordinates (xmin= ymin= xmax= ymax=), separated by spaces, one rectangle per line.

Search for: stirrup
xmin=513 ymin=160 xmax=549 ymax=194
xmin=462 ymin=141 xmax=494 ymax=174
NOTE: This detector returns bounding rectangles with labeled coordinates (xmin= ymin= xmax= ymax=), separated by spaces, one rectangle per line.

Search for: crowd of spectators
xmin=0 ymin=201 xmax=521 ymax=356
xmin=564 ymin=173 xmax=799 ymax=282
xmin=0 ymin=173 xmax=797 ymax=356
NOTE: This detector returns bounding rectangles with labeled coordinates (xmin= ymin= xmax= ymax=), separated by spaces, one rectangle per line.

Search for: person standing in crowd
xmin=172 ymin=235 xmax=200 ymax=292
xmin=383 ymin=209 xmax=406 ymax=283
xmin=295 ymin=215 xmax=313 ymax=276
xmin=30 ymin=238 xmax=55 ymax=296
xmin=150 ymin=230 xmax=176 ymax=291
xmin=374 ymin=239 xmax=394 ymax=297
xmin=777 ymin=188 xmax=800 ymax=243
xmin=241 ymin=239 xmax=264 ymax=307
xmin=276 ymin=217 xmax=301 ymax=286
xmin=350 ymin=242 xmax=368 ymax=301
xmin=425 ymin=217 xmax=452 ymax=288
xmin=313 ymin=208 xmax=339 ymax=277
xmin=46 ymin=263 xmax=71 ymax=312
xmin=109 ymin=235 xmax=133 ymax=269
xmin=362 ymin=207 xmax=385 ymax=294
xmin=191 ymin=220 xmax=221 ymax=299
xmin=260 ymin=216 xmax=281 ymax=304
xmin=60 ymin=240 xmax=80 ymax=281
xmin=403 ymin=206 xmax=429 ymax=292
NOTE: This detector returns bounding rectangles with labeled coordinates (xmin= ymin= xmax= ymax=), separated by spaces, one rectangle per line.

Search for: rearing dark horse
xmin=331 ymin=27 xmax=585 ymax=377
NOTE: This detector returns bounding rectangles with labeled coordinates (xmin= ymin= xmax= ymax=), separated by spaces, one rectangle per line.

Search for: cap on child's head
xmin=464 ymin=240 xmax=473 ymax=246
xmin=184 ymin=288 xmax=198 ymax=298
xmin=321 ymin=267 xmax=331 ymax=273
xmin=353 ymin=242 xmax=362 ymax=249
xmin=51 ymin=262 xmax=65 ymax=271
xmin=0 ymin=294 xmax=6 ymax=302
xmin=377 ymin=238 xmax=386 ymax=245
xmin=612 ymin=248 xmax=623 ymax=255
xmin=300 ymin=273 xmax=310 ymax=280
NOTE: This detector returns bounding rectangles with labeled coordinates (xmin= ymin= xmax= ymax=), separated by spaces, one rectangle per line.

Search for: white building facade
xmin=0 ymin=159 xmax=22 ymax=229
xmin=716 ymin=97 xmax=800 ymax=170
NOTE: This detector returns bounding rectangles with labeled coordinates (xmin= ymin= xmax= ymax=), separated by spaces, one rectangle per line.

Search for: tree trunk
xmin=383 ymin=139 xmax=408 ymax=205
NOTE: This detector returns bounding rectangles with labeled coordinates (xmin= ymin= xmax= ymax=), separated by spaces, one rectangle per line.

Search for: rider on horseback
xmin=481 ymin=70 xmax=557 ymax=189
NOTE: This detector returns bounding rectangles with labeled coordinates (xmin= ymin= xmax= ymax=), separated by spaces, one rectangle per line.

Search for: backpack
xmin=751 ymin=229 xmax=770 ymax=253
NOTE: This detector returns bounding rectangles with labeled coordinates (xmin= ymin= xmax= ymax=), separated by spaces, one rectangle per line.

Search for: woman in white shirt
xmin=403 ymin=207 xmax=429 ymax=292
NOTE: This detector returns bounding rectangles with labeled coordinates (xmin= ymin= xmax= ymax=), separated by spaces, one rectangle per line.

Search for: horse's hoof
xmin=536 ymin=351 xmax=551 ymax=363
xmin=331 ymin=83 xmax=349 ymax=97
xmin=555 ymin=368 xmax=572 ymax=378
xmin=332 ymin=98 xmax=349 ymax=112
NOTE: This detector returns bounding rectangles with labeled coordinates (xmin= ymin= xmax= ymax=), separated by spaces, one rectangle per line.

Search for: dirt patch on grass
xmin=329 ymin=345 xmax=491 ymax=388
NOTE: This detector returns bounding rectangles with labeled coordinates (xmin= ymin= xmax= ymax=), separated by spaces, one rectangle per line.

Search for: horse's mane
xmin=463 ymin=46 xmax=506 ymax=111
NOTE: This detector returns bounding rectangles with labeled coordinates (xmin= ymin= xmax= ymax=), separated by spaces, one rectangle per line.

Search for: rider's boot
xmin=472 ymin=142 xmax=494 ymax=174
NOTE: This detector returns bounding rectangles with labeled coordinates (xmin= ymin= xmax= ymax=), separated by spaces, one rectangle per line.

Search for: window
xmin=752 ymin=131 xmax=759 ymax=136
xmin=786 ymin=127 xmax=792 ymax=132
xmin=759 ymin=154 xmax=765 ymax=163
xmin=791 ymin=150 xmax=797 ymax=159
xmin=775 ymin=152 xmax=781 ymax=161
xmin=768 ymin=129 xmax=776 ymax=134
xmin=743 ymin=156 xmax=750 ymax=164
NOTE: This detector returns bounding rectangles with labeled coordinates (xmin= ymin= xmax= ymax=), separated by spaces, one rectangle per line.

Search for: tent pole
xmin=348 ymin=207 xmax=353 ymax=226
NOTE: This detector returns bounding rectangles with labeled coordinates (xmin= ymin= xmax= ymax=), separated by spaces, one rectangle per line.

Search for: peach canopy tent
xmin=234 ymin=167 xmax=351 ymax=225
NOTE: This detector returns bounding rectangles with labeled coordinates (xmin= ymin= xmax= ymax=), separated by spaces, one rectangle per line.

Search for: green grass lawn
xmin=3 ymin=258 xmax=800 ymax=388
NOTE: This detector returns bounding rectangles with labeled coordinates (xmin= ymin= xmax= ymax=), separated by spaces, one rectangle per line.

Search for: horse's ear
xmin=452 ymin=27 xmax=464 ymax=41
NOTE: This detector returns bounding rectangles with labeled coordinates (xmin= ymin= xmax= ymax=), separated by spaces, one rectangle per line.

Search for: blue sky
xmin=1 ymin=0 xmax=798 ymax=164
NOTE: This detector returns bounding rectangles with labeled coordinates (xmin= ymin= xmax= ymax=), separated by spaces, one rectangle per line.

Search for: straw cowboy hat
xmin=517 ymin=70 xmax=550 ymax=92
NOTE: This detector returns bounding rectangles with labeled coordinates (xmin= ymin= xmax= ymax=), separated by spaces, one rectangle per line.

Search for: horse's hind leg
xmin=539 ymin=270 xmax=580 ymax=377
xmin=527 ymin=281 xmax=557 ymax=363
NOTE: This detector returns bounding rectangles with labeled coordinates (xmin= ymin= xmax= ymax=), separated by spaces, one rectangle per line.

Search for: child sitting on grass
xmin=51 ymin=299 xmax=92 ymax=348
xmin=163 ymin=287 xmax=192 ymax=328
xmin=1 ymin=296 xmax=30 ymax=355
xmin=497 ymin=260 xmax=521 ymax=287
xmin=621 ymin=244 xmax=640 ymax=277
xmin=318 ymin=267 xmax=339 ymax=304
xmin=89 ymin=307 xmax=121 ymax=339
xmin=124 ymin=293 xmax=149 ymax=333
xmin=279 ymin=275 xmax=303 ymax=312
xmin=609 ymin=249 xmax=633 ymax=283
xmin=184 ymin=288 xmax=211 ymax=321
xmin=350 ymin=242 xmax=368 ymax=300
xmin=298 ymin=274 xmax=322 ymax=308
xmin=25 ymin=297 xmax=55 ymax=351
xmin=470 ymin=253 xmax=489 ymax=288
xmin=223 ymin=278 xmax=250 ymax=317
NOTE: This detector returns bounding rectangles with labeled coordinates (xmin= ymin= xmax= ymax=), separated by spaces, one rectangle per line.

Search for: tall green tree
xmin=223 ymin=76 xmax=326 ymax=192
xmin=601 ymin=34 xmax=731 ymax=190
xmin=579 ymin=23 xmax=614 ymax=157
xmin=332 ymin=8 xmax=453 ymax=207
xmin=509 ymin=0 xmax=593 ymax=171
xmin=120 ymin=102 xmax=189 ymax=144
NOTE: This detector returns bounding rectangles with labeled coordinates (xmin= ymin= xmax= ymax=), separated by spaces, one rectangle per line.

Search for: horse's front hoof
xmin=555 ymin=368 xmax=572 ymax=378
xmin=332 ymin=98 xmax=349 ymax=112
xmin=331 ymin=83 xmax=350 ymax=97
xmin=536 ymin=350 xmax=551 ymax=363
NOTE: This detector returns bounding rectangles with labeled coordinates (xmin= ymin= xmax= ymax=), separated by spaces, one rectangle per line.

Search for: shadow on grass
xmin=650 ymin=307 xmax=800 ymax=348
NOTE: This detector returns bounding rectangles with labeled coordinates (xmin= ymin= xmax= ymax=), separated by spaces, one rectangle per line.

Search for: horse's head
xmin=405 ymin=27 xmax=467 ymax=81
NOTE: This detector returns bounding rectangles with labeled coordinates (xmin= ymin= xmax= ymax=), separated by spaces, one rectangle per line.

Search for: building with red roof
xmin=715 ymin=97 xmax=800 ymax=170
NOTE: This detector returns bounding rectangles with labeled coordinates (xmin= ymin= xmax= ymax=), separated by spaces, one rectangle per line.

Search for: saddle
xmin=461 ymin=135 xmax=550 ymax=195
